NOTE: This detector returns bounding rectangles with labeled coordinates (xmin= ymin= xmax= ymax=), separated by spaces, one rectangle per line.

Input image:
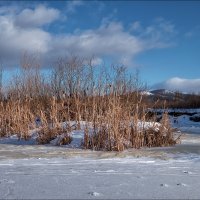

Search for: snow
xmin=50 ymin=130 xmax=84 ymax=148
xmin=160 ymin=89 xmax=175 ymax=94
xmin=0 ymin=111 xmax=200 ymax=199
xmin=140 ymin=91 xmax=153 ymax=96
xmin=170 ymin=114 xmax=200 ymax=134
xmin=137 ymin=121 xmax=161 ymax=132
xmin=191 ymin=113 xmax=200 ymax=117
xmin=148 ymin=108 xmax=200 ymax=134
xmin=0 ymin=146 xmax=200 ymax=199
xmin=0 ymin=120 xmax=163 ymax=148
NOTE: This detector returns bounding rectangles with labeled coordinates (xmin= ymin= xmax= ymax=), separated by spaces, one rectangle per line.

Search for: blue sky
xmin=0 ymin=1 xmax=200 ymax=92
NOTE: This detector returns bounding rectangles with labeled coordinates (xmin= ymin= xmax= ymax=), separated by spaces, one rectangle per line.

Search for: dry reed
xmin=0 ymin=55 xmax=178 ymax=150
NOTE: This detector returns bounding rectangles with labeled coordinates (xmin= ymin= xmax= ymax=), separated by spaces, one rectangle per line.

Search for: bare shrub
xmin=0 ymin=54 xmax=178 ymax=150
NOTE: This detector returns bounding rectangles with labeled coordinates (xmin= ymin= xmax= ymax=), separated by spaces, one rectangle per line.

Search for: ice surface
xmin=0 ymin=131 xmax=200 ymax=199
xmin=0 ymin=112 xmax=200 ymax=199
xmin=0 ymin=149 xmax=200 ymax=199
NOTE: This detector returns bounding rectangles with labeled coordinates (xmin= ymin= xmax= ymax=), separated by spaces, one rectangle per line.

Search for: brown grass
xmin=0 ymin=55 xmax=179 ymax=150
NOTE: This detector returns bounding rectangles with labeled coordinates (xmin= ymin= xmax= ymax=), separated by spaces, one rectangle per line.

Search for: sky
xmin=0 ymin=0 xmax=200 ymax=93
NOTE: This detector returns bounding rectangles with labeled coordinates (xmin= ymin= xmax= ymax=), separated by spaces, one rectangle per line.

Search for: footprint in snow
xmin=177 ymin=183 xmax=187 ymax=186
xmin=137 ymin=176 xmax=144 ymax=179
xmin=183 ymin=171 xmax=192 ymax=174
xmin=88 ymin=192 xmax=100 ymax=197
xmin=0 ymin=179 xmax=15 ymax=184
xmin=160 ymin=183 xmax=169 ymax=187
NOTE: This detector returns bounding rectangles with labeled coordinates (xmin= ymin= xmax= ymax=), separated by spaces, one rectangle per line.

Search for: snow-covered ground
xmin=0 ymin=145 xmax=200 ymax=199
xmin=172 ymin=115 xmax=200 ymax=134
xmin=169 ymin=112 xmax=200 ymax=134
xmin=0 ymin=113 xmax=200 ymax=199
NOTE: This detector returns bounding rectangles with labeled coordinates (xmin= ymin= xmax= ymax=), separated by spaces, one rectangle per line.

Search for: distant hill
xmin=140 ymin=89 xmax=200 ymax=108
xmin=149 ymin=89 xmax=176 ymax=100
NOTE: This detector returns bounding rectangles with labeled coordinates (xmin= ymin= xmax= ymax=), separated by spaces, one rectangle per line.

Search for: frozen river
xmin=0 ymin=133 xmax=200 ymax=199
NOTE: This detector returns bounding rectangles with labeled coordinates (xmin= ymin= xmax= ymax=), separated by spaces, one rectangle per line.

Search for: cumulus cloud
xmin=0 ymin=14 xmax=51 ymax=66
xmin=153 ymin=77 xmax=200 ymax=93
xmin=15 ymin=5 xmax=60 ymax=28
xmin=0 ymin=4 xmax=177 ymax=68
xmin=140 ymin=18 xmax=177 ymax=48
xmin=44 ymin=21 xmax=148 ymax=66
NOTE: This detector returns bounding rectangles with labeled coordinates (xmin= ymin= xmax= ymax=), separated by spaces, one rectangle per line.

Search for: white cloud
xmin=130 ymin=21 xmax=142 ymax=32
xmin=153 ymin=77 xmax=200 ymax=93
xmin=184 ymin=26 xmax=200 ymax=38
xmin=0 ymin=5 xmax=177 ymax=68
xmin=66 ymin=0 xmax=84 ymax=13
xmin=46 ymin=21 xmax=145 ymax=66
xmin=14 ymin=5 xmax=60 ymax=28
xmin=0 ymin=5 xmax=20 ymax=15
xmin=185 ymin=31 xmax=194 ymax=38
xmin=131 ymin=18 xmax=177 ymax=49
xmin=0 ymin=7 xmax=52 ymax=66
xmin=101 ymin=8 xmax=118 ymax=25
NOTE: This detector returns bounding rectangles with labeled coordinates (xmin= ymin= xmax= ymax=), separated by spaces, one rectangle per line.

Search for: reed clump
xmin=82 ymin=94 xmax=177 ymax=151
xmin=0 ymin=55 xmax=178 ymax=150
